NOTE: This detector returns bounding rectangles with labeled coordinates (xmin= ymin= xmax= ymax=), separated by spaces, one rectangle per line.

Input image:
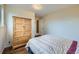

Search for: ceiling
xmin=7 ymin=4 xmax=76 ymax=17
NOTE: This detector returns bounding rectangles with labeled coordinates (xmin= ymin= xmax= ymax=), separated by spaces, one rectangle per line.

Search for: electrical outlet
xmin=8 ymin=41 xmax=10 ymax=44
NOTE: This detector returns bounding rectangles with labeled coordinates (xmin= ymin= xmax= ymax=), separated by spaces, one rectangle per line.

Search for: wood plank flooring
xmin=2 ymin=46 xmax=28 ymax=54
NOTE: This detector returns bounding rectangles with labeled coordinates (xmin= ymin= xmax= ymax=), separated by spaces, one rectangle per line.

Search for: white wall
xmin=39 ymin=5 xmax=79 ymax=41
xmin=0 ymin=27 xmax=5 ymax=53
xmin=0 ymin=5 xmax=6 ymax=53
xmin=0 ymin=7 xmax=1 ymax=26
xmin=5 ymin=5 xmax=36 ymax=47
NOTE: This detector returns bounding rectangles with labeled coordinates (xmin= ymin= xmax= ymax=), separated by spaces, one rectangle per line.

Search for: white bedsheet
xmin=25 ymin=35 xmax=78 ymax=54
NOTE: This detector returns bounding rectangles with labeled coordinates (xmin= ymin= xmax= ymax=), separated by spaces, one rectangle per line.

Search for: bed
xmin=25 ymin=35 xmax=79 ymax=54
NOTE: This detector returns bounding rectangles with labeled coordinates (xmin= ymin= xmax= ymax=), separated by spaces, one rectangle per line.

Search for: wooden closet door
xmin=24 ymin=19 xmax=32 ymax=40
xmin=13 ymin=16 xmax=31 ymax=49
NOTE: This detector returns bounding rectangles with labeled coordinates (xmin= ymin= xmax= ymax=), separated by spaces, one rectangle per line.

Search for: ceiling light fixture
xmin=32 ymin=4 xmax=43 ymax=10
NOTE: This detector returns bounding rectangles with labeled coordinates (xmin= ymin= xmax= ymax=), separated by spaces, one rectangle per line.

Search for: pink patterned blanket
xmin=67 ymin=41 xmax=77 ymax=54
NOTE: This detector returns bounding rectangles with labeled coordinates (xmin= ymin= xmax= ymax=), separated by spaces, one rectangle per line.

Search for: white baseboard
xmin=0 ymin=49 xmax=4 ymax=54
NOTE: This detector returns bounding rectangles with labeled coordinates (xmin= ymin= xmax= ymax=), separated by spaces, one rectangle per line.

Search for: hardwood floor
xmin=2 ymin=46 xmax=28 ymax=54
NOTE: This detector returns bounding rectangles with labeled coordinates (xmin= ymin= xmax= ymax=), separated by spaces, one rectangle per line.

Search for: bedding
xmin=67 ymin=41 xmax=77 ymax=54
xmin=25 ymin=35 xmax=79 ymax=54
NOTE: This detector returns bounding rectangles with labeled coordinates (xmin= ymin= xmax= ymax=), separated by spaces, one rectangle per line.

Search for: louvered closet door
xmin=13 ymin=16 xmax=32 ymax=49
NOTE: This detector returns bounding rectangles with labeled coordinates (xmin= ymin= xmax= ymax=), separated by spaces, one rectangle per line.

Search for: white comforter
xmin=25 ymin=35 xmax=79 ymax=54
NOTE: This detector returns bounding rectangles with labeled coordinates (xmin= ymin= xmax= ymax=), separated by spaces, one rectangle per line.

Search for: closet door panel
xmin=24 ymin=19 xmax=32 ymax=40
